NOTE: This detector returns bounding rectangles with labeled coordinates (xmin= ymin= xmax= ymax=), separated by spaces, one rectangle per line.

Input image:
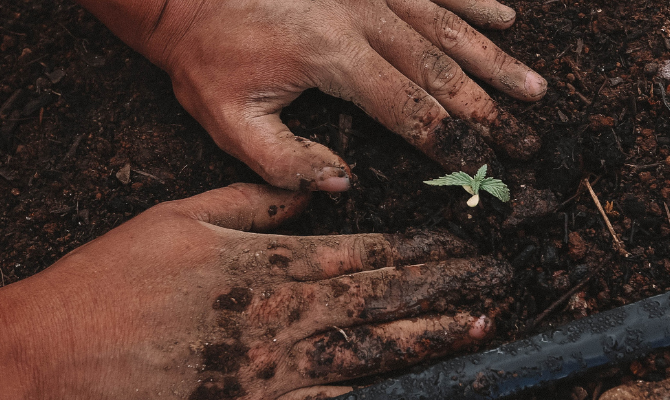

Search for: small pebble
xmin=659 ymin=60 xmax=670 ymax=80
xmin=609 ymin=77 xmax=624 ymax=86
xmin=116 ymin=163 xmax=131 ymax=185
xmin=644 ymin=62 xmax=659 ymax=76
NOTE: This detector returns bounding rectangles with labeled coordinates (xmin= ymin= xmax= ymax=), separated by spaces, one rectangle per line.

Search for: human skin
xmin=74 ymin=0 xmax=547 ymax=191
xmin=0 ymin=183 xmax=512 ymax=399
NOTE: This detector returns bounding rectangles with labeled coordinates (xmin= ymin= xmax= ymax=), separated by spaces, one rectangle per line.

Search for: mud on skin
xmin=351 ymin=257 xmax=513 ymax=321
xmin=424 ymin=118 xmax=498 ymax=175
xmin=189 ymin=231 xmax=510 ymax=400
xmin=424 ymin=113 xmax=541 ymax=175
xmin=305 ymin=315 xmax=474 ymax=381
xmin=189 ymin=377 xmax=246 ymax=400
xmin=384 ymin=228 xmax=476 ymax=263
xmin=213 ymin=287 xmax=253 ymax=312
xmin=485 ymin=110 xmax=542 ymax=160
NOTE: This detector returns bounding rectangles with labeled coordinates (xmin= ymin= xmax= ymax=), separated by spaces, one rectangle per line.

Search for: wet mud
xmin=213 ymin=287 xmax=253 ymax=312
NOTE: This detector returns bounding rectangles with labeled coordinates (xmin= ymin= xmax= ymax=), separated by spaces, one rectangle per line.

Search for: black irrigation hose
xmin=334 ymin=291 xmax=670 ymax=400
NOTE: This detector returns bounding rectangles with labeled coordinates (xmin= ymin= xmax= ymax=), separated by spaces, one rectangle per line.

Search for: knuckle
xmin=144 ymin=199 xmax=183 ymax=220
xmin=281 ymin=238 xmax=335 ymax=281
xmin=489 ymin=48 xmax=511 ymax=77
xmin=348 ymin=237 xmax=370 ymax=272
xmin=422 ymin=52 xmax=467 ymax=99
xmin=434 ymin=9 xmax=468 ymax=51
xmin=393 ymin=84 xmax=444 ymax=136
xmin=358 ymin=235 xmax=392 ymax=270
xmin=248 ymin=282 xmax=316 ymax=326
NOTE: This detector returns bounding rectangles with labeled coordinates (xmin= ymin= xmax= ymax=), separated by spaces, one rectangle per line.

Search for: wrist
xmin=0 ymin=262 xmax=106 ymax=399
xmin=0 ymin=280 xmax=49 ymax=398
xmin=75 ymin=0 xmax=209 ymax=71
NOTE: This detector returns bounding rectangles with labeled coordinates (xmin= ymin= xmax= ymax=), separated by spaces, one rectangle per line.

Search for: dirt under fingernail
xmin=385 ymin=228 xmax=477 ymax=262
xmin=485 ymin=111 xmax=542 ymax=160
xmin=424 ymin=118 xmax=497 ymax=174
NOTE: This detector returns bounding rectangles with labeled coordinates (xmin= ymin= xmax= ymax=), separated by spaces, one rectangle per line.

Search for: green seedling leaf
xmin=480 ymin=178 xmax=510 ymax=202
xmin=472 ymin=164 xmax=487 ymax=193
xmin=423 ymin=164 xmax=510 ymax=207
xmin=423 ymin=172 xmax=472 ymax=187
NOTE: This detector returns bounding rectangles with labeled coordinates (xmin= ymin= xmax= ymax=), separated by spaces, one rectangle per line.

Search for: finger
xmin=166 ymin=183 xmax=310 ymax=231
xmin=292 ymin=257 xmax=510 ymax=333
xmin=320 ymin=39 xmax=450 ymax=155
xmin=246 ymin=257 xmax=509 ymax=339
xmin=388 ymin=0 xmax=547 ymax=102
xmin=291 ymin=313 xmax=493 ymax=384
xmin=366 ymin=8 xmax=498 ymax=123
xmin=431 ymin=0 xmax=517 ymax=30
xmin=321 ymin=40 xmax=500 ymax=171
xmin=220 ymin=111 xmax=352 ymax=192
xmin=277 ymin=386 xmax=353 ymax=400
xmin=247 ymin=229 xmax=477 ymax=281
xmin=362 ymin=8 xmax=540 ymax=161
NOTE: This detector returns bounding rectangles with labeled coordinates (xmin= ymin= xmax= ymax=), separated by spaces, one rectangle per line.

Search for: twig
xmin=132 ymin=168 xmax=165 ymax=184
xmin=564 ymin=57 xmax=583 ymax=82
xmin=0 ymin=26 xmax=27 ymax=36
xmin=62 ymin=134 xmax=84 ymax=160
xmin=566 ymin=83 xmax=591 ymax=105
xmin=583 ymin=178 xmax=630 ymax=257
xmin=526 ymin=263 xmax=603 ymax=332
xmin=331 ymin=326 xmax=351 ymax=342
xmin=554 ymin=176 xmax=600 ymax=211
xmin=659 ymin=81 xmax=670 ymax=112
xmin=664 ymin=202 xmax=670 ymax=226
xmin=0 ymin=268 xmax=5 ymax=287
xmin=0 ymin=89 xmax=23 ymax=117
xmin=624 ymin=162 xmax=664 ymax=171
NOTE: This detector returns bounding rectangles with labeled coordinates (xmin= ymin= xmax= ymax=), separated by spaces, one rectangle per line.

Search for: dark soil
xmin=1 ymin=0 xmax=670 ymax=398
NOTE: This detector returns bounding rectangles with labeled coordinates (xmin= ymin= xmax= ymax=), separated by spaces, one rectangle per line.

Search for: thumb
xmin=215 ymin=111 xmax=351 ymax=192
xmin=169 ymin=183 xmax=311 ymax=232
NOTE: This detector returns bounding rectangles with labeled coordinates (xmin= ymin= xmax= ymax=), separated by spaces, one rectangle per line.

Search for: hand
xmin=78 ymin=0 xmax=547 ymax=191
xmin=0 ymin=183 xmax=511 ymax=399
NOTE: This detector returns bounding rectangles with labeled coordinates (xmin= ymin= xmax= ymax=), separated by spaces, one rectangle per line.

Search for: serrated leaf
xmin=423 ymin=171 xmax=473 ymax=187
xmin=470 ymin=164 xmax=488 ymax=193
xmin=474 ymin=164 xmax=488 ymax=181
xmin=480 ymin=178 xmax=510 ymax=202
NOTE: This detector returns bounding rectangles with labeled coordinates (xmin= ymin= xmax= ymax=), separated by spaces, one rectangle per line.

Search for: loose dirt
xmin=1 ymin=0 xmax=669 ymax=397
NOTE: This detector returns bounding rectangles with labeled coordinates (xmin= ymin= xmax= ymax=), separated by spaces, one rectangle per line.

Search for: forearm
xmin=73 ymin=0 xmax=204 ymax=70
xmin=0 ymin=281 xmax=48 ymax=398
xmin=0 ymin=265 xmax=107 ymax=399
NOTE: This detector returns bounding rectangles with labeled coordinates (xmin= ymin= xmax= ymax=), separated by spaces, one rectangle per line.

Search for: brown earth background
xmin=1 ymin=0 xmax=670 ymax=398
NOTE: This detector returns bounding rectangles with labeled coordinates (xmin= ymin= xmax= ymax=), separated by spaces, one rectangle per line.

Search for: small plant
xmin=424 ymin=164 xmax=510 ymax=207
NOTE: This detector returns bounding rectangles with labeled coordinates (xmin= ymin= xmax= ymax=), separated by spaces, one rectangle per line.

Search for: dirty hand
xmin=0 ymin=183 xmax=510 ymax=399
xmin=77 ymin=0 xmax=547 ymax=191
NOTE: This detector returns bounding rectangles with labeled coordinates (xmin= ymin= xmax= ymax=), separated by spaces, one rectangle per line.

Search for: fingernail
xmin=316 ymin=167 xmax=350 ymax=192
xmin=468 ymin=315 xmax=491 ymax=340
xmin=499 ymin=6 xmax=516 ymax=23
xmin=524 ymin=71 xmax=548 ymax=98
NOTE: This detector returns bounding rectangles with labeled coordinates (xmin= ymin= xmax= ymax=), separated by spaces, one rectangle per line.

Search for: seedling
xmin=424 ymin=164 xmax=510 ymax=207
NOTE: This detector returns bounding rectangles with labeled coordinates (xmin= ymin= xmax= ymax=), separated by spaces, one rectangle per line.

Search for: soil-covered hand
xmin=77 ymin=0 xmax=547 ymax=191
xmin=0 ymin=183 xmax=510 ymax=399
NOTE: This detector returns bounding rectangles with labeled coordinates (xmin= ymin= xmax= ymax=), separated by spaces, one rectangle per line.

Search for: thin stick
xmin=583 ymin=178 xmax=630 ymax=257
xmin=331 ymin=326 xmax=351 ymax=342
xmin=526 ymin=263 xmax=603 ymax=332
xmin=132 ymin=168 xmax=165 ymax=184
xmin=659 ymin=81 xmax=670 ymax=112
xmin=664 ymin=202 xmax=670 ymax=226
xmin=624 ymin=162 xmax=664 ymax=170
